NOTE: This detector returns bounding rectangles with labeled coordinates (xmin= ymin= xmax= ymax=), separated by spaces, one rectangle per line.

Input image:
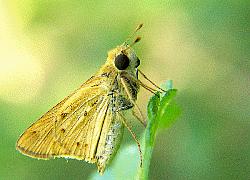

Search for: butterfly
xmin=16 ymin=24 xmax=165 ymax=175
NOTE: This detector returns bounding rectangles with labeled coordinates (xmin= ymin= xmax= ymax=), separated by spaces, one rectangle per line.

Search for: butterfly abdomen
xmin=96 ymin=117 xmax=124 ymax=174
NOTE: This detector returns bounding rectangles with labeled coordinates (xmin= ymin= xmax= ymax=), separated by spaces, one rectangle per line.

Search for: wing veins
xmin=18 ymin=123 xmax=52 ymax=152
xmin=60 ymin=97 xmax=106 ymax=147
xmin=92 ymin=102 xmax=111 ymax=157
xmin=57 ymin=94 xmax=101 ymax=129
xmin=88 ymin=98 xmax=110 ymax=158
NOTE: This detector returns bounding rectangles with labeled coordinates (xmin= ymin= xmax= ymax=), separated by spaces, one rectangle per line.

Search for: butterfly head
xmin=107 ymin=44 xmax=140 ymax=73
xmin=107 ymin=24 xmax=143 ymax=75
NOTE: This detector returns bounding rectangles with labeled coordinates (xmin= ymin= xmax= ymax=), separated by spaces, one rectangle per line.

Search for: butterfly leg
xmin=120 ymin=77 xmax=146 ymax=127
xmin=138 ymin=69 xmax=166 ymax=92
xmin=132 ymin=108 xmax=147 ymax=127
xmin=137 ymin=81 xmax=159 ymax=95
xmin=118 ymin=112 xmax=143 ymax=168
xmin=122 ymin=71 xmax=164 ymax=95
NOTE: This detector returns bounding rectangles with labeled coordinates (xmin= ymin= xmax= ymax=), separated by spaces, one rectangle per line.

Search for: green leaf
xmin=138 ymin=81 xmax=181 ymax=179
xmin=158 ymin=89 xmax=181 ymax=128
xmin=146 ymin=92 xmax=161 ymax=146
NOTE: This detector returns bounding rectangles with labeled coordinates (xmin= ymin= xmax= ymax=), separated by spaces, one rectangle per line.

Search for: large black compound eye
xmin=114 ymin=54 xmax=130 ymax=70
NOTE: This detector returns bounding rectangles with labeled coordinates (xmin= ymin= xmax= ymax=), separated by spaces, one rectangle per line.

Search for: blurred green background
xmin=0 ymin=1 xmax=249 ymax=179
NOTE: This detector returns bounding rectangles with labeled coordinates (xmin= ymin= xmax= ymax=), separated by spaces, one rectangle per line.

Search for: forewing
xmin=16 ymin=75 xmax=113 ymax=163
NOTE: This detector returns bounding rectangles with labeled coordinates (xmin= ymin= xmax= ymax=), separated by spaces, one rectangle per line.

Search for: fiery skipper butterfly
xmin=16 ymin=24 xmax=165 ymax=174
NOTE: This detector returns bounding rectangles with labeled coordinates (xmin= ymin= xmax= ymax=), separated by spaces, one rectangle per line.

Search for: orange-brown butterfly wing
xmin=16 ymin=74 xmax=114 ymax=163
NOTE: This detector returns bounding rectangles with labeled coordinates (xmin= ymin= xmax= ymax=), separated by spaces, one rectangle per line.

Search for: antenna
xmin=124 ymin=23 xmax=143 ymax=44
xmin=122 ymin=24 xmax=143 ymax=52
xmin=129 ymin=36 xmax=141 ymax=47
